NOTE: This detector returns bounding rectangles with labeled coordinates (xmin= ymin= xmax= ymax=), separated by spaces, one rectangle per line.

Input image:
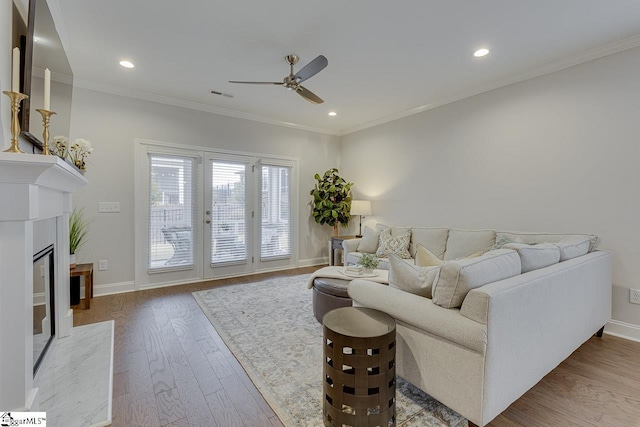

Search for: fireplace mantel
xmin=0 ymin=152 xmax=88 ymax=411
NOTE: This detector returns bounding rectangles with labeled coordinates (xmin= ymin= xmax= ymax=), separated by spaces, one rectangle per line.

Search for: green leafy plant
xmin=357 ymin=253 xmax=379 ymax=270
xmin=69 ymin=208 xmax=91 ymax=255
xmin=310 ymin=168 xmax=353 ymax=233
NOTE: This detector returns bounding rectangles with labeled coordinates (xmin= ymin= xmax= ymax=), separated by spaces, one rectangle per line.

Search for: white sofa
xmin=344 ymin=226 xmax=612 ymax=426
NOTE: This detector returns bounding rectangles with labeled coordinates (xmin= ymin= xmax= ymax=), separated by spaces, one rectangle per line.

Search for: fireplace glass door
xmin=33 ymin=245 xmax=55 ymax=375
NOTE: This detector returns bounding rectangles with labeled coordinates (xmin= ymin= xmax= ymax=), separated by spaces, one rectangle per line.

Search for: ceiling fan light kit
xmin=229 ymin=54 xmax=328 ymax=104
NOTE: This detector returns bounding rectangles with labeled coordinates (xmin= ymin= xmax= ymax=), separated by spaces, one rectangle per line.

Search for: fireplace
xmin=0 ymin=153 xmax=87 ymax=411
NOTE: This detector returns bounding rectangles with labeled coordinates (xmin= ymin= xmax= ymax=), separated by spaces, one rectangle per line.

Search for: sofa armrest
xmin=348 ymin=280 xmax=487 ymax=353
xmin=342 ymin=238 xmax=362 ymax=265
xmin=460 ymin=250 xmax=612 ymax=425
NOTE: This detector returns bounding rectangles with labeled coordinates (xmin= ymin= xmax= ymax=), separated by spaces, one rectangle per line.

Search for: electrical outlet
xmin=631 ymin=289 xmax=640 ymax=305
xmin=98 ymin=260 xmax=108 ymax=271
xmin=98 ymin=202 xmax=120 ymax=213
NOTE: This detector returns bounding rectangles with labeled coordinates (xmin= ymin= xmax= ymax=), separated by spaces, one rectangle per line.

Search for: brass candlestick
xmin=35 ymin=109 xmax=56 ymax=155
xmin=2 ymin=91 xmax=29 ymax=153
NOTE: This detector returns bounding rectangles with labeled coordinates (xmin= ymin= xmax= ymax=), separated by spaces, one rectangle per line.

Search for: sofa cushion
xmin=495 ymin=231 xmax=598 ymax=252
xmin=503 ymin=243 xmax=560 ymax=273
xmin=415 ymin=244 xmax=445 ymax=267
xmin=376 ymin=228 xmax=412 ymax=259
xmin=444 ymin=229 xmax=496 ymax=260
xmin=555 ymin=236 xmax=590 ymax=261
xmin=376 ymin=223 xmax=411 ymax=236
xmin=432 ymin=249 xmax=521 ymax=308
xmin=409 ymin=227 xmax=449 ymax=259
xmin=356 ymin=226 xmax=380 ymax=253
xmin=388 ymin=254 xmax=440 ymax=298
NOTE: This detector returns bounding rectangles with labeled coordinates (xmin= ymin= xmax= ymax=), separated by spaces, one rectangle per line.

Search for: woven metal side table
xmin=323 ymin=307 xmax=396 ymax=426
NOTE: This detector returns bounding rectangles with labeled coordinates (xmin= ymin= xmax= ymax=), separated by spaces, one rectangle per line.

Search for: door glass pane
xmin=211 ymin=161 xmax=247 ymax=265
xmin=148 ymin=154 xmax=194 ymax=269
xmin=260 ymin=165 xmax=291 ymax=260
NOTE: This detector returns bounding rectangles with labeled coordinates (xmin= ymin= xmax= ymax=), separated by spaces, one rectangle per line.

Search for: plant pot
xmin=70 ymin=253 xmax=76 ymax=269
xmin=363 ymin=268 xmax=374 ymax=275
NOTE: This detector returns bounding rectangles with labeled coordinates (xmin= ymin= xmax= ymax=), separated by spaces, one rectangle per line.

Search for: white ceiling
xmin=52 ymin=0 xmax=640 ymax=135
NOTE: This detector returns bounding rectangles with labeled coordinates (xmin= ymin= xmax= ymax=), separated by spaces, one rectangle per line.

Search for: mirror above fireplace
xmin=20 ymin=0 xmax=74 ymax=151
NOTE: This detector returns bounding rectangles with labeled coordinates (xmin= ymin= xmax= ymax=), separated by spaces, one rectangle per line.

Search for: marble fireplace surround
xmin=0 ymin=152 xmax=87 ymax=411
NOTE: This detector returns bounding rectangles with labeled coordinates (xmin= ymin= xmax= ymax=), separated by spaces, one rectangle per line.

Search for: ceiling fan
xmin=229 ymin=54 xmax=328 ymax=104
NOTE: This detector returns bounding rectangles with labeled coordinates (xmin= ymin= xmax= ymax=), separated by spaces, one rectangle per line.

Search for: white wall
xmin=69 ymin=87 xmax=340 ymax=290
xmin=341 ymin=46 xmax=640 ymax=328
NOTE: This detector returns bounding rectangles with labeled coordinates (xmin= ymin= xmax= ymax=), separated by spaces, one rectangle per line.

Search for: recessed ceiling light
xmin=328 ymin=111 xmax=337 ymax=116
xmin=473 ymin=48 xmax=490 ymax=58
xmin=119 ymin=60 xmax=135 ymax=68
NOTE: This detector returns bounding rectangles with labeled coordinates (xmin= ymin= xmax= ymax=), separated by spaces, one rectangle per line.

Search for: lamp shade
xmin=350 ymin=200 xmax=372 ymax=216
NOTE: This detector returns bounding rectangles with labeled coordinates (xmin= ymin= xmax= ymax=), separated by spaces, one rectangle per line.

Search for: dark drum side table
xmin=323 ymin=307 xmax=396 ymax=426
xmin=70 ymin=263 xmax=94 ymax=309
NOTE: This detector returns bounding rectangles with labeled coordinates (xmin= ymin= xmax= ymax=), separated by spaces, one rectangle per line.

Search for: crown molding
xmin=73 ymin=79 xmax=340 ymax=136
xmin=339 ymin=34 xmax=640 ymax=136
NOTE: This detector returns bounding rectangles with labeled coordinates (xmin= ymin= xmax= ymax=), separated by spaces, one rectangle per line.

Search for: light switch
xmin=98 ymin=202 xmax=120 ymax=213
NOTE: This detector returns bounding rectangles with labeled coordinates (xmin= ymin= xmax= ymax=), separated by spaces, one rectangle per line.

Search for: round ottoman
xmin=312 ymin=277 xmax=352 ymax=323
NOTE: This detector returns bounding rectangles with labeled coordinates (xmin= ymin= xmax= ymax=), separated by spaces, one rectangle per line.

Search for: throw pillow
xmin=388 ymin=254 xmax=440 ymax=298
xmin=554 ymin=236 xmax=590 ymax=261
xmin=432 ymin=249 xmax=521 ymax=309
xmin=503 ymin=242 xmax=560 ymax=273
xmin=356 ymin=226 xmax=380 ymax=253
xmin=415 ymin=244 xmax=444 ymax=267
xmin=376 ymin=228 xmax=412 ymax=259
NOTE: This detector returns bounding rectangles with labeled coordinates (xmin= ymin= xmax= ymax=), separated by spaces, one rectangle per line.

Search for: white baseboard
xmin=92 ymin=281 xmax=135 ymax=297
xmin=605 ymin=319 xmax=640 ymax=343
xmin=298 ymin=257 xmax=328 ymax=267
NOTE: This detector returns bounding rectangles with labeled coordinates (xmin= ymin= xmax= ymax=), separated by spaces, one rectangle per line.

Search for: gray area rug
xmin=193 ymin=274 xmax=467 ymax=427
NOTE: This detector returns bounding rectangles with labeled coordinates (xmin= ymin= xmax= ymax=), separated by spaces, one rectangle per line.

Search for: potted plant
xmin=69 ymin=208 xmax=90 ymax=268
xmin=310 ymin=168 xmax=353 ymax=236
xmin=356 ymin=253 xmax=379 ymax=274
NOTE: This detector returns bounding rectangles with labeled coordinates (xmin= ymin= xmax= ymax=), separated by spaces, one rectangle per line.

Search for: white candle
xmin=12 ymin=47 xmax=20 ymax=92
xmin=44 ymin=68 xmax=51 ymax=110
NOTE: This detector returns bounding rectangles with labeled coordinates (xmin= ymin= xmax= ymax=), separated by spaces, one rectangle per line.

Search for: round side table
xmin=322 ymin=307 xmax=396 ymax=426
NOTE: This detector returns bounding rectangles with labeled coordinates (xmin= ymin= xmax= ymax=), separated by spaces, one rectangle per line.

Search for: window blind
xmin=210 ymin=161 xmax=247 ymax=265
xmin=260 ymin=164 xmax=291 ymax=260
xmin=148 ymin=154 xmax=195 ymax=270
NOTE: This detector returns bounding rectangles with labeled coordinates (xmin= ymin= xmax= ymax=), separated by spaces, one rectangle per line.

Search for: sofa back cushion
xmin=444 ymin=229 xmax=496 ymax=260
xmin=409 ymin=227 xmax=449 ymax=259
xmin=554 ymin=236 xmax=591 ymax=261
xmin=495 ymin=231 xmax=598 ymax=253
xmin=503 ymin=242 xmax=560 ymax=273
xmin=388 ymin=254 xmax=440 ymax=298
xmin=432 ymin=249 xmax=521 ymax=308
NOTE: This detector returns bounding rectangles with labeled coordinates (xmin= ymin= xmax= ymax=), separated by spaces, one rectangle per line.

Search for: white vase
xmin=70 ymin=253 xmax=76 ymax=269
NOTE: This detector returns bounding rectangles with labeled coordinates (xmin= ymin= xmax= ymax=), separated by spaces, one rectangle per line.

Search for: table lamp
xmin=350 ymin=200 xmax=372 ymax=237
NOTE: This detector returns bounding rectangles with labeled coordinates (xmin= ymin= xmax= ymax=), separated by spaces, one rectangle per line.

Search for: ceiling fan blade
xmin=293 ymin=55 xmax=328 ymax=83
xmin=296 ymin=86 xmax=324 ymax=104
xmin=228 ymin=81 xmax=283 ymax=85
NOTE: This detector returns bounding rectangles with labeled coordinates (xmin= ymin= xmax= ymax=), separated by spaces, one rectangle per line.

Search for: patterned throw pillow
xmin=376 ymin=228 xmax=412 ymax=259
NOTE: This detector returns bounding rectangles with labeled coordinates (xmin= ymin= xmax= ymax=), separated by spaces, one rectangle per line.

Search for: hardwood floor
xmin=73 ymin=268 xmax=640 ymax=426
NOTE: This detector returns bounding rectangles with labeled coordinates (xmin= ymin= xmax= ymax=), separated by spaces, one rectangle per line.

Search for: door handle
xmin=205 ymin=219 xmax=211 ymax=224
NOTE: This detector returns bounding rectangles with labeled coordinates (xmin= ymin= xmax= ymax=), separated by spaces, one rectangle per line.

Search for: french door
xmin=203 ymin=154 xmax=295 ymax=279
xmin=138 ymin=141 xmax=296 ymax=287
xmin=204 ymin=154 xmax=253 ymax=278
